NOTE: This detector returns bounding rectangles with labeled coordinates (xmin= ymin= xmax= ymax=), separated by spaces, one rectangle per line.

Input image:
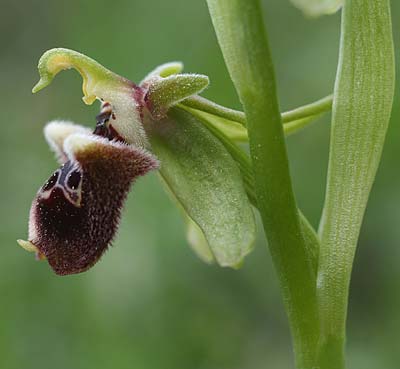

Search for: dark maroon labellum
xmin=28 ymin=135 xmax=158 ymax=275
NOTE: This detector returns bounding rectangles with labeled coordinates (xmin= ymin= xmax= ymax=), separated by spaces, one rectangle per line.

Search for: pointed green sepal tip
xmin=146 ymin=74 xmax=210 ymax=120
xmin=31 ymin=48 xmax=126 ymax=105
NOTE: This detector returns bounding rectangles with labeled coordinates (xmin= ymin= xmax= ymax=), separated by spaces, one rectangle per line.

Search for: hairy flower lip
xmin=20 ymin=126 xmax=159 ymax=276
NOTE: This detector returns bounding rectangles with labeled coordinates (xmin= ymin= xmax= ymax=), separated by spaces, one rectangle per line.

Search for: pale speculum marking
xmin=39 ymin=161 xmax=83 ymax=207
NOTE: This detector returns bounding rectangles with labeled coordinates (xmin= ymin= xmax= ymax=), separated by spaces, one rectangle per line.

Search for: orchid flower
xmin=18 ymin=48 xmax=256 ymax=275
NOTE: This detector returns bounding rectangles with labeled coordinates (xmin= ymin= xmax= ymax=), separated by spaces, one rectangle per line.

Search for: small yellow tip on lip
xmin=17 ymin=239 xmax=46 ymax=260
xmin=17 ymin=239 xmax=38 ymax=252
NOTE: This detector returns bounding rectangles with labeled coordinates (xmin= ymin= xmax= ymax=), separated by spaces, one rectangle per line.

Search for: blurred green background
xmin=1 ymin=1 xmax=399 ymax=368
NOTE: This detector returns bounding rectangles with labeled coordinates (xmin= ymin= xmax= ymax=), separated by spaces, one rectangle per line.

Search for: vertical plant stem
xmin=206 ymin=1 xmax=320 ymax=368
xmin=317 ymin=1 xmax=395 ymax=368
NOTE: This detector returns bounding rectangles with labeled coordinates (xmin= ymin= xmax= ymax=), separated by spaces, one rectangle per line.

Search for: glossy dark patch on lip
xmin=42 ymin=170 xmax=60 ymax=192
xmin=67 ymin=170 xmax=81 ymax=190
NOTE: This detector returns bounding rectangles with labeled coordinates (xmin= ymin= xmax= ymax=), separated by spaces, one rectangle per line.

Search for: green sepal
xmin=146 ymin=107 xmax=256 ymax=268
xmin=185 ymin=217 xmax=215 ymax=264
xmin=158 ymin=175 xmax=216 ymax=264
xmin=145 ymin=74 xmax=209 ymax=120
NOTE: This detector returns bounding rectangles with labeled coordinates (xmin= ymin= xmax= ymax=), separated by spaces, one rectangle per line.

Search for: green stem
xmin=182 ymin=95 xmax=247 ymax=125
xmin=206 ymin=1 xmax=320 ymax=368
xmin=281 ymin=95 xmax=332 ymax=124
